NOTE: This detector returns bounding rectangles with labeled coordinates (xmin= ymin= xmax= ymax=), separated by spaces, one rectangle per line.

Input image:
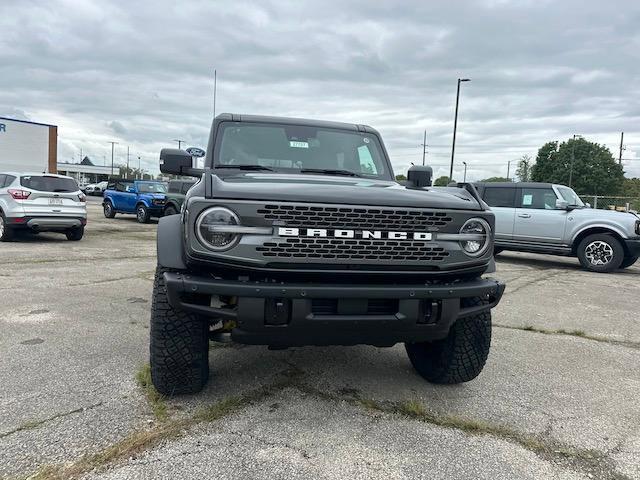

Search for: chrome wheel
xmin=585 ymin=240 xmax=614 ymax=266
xmin=0 ymin=216 xmax=4 ymax=237
xmin=137 ymin=206 xmax=146 ymax=222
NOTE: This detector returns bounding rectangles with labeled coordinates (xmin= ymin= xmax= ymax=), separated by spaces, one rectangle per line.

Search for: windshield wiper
xmin=300 ymin=168 xmax=361 ymax=177
xmin=215 ymin=165 xmax=274 ymax=171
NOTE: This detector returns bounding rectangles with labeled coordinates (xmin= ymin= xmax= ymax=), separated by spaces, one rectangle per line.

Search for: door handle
xmin=518 ymin=213 xmax=531 ymax=218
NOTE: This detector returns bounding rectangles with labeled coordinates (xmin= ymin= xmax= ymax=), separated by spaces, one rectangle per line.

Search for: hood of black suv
xmin=209 ymin=172 xmax=483 ymax=210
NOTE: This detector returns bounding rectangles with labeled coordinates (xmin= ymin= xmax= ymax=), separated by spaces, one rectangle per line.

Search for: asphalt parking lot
xmin=1 ymin=196 xmax=639 ymax=480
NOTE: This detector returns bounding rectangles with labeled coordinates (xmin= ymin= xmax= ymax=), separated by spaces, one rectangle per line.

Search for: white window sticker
xmin=522 ymin=194 xmax=533 ymax=206
xmin=289 ymin=141 xmax=309 ymax=149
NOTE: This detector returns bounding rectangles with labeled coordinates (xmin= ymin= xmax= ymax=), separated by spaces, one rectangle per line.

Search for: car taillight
xmin=8 ymin=189 xmax=30 ymax=200
xmin=78 ymin=193 xmax=87 ymax=202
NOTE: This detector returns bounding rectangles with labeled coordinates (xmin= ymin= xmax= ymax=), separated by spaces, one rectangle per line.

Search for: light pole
xmin=569 ymin=134 xmax=582 ymax=188
xmin=173 ymin=139 xmax=185 ymax=149
xmin=420 ymin=130 xmax=427 ymax=166
xmin=109 ymin=141 xmax=118 ymax=176
xmin=462 ymin=161 xmax=468 ymax=183
xmin=138 ymin=156 xmax=141 ymax=179
xmin=449 ymin=78 xmax=471 ymax=181
xmin=507 ymin=160 xmax=513 ymax=181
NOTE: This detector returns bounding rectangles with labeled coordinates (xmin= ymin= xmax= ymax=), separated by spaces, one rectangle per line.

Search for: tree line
xmin=401 ymin=137 xmax=637 ymax=196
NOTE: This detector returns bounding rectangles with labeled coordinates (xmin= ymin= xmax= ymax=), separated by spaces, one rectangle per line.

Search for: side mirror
xmin=555 ymin=199 xmax=573 ymax=210
xmin=585 ymin=202 xmax=591 ymax=208
xmin=406 ymin=165 xmax=433 ymax=189
xmin=160 ymin=149 xmax=194 ymax=175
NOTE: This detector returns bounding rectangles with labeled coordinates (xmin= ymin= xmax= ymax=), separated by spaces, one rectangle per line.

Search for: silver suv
xmin=0 ymin=172 xmax=87 ymax=242
xmin=474 ymin=182 xmax=640 ymax=272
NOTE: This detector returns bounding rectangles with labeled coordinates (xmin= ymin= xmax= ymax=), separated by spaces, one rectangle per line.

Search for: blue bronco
xmin=103 ymin=179 xmax=167 ymax=223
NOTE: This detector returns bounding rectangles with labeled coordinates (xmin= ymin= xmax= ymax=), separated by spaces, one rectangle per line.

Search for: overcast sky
xmin=1 ymin=0 xmax=639 ymax=181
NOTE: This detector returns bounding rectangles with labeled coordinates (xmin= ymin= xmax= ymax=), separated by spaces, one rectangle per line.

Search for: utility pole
xmin=618 ymin=132 xmax=624 ymax=165
xmin=449 ymin=78 xmax=471 ymax=180
xmin=569 ymin=134 xmax=581 ymax=188
xmin=173 ymin=139 xmax=185 ymax=149
xmin=462 ymin=161 xmax=468 ymax=182
xmin=138 ymin=156 xmax=141 ymax=179
xmin=507 ymin=160 xmax=513 ymax=181
xmin=80 ymin=148 xmax=83 ymax=163
xmin=213 ymin=69 xmax=217 ymax=119
xmin=126 ymin=146 xmax=130 ymax=179
xmin=109 ymin=141 xmax=118 ymax=176
xmin=420 ymin=130 xmax=427 ymax=166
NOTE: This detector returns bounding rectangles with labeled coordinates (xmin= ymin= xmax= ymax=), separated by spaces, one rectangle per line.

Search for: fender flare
xmin=157 ymin=214 xmax=187 ymax=270
xmin=571 ymin=224 xmax=627 ymax=245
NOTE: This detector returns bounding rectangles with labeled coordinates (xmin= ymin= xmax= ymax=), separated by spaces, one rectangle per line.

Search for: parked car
xmin=148 ymin=113 xmax=505 ymax=395
xmin=0 ymin=172 xmax=87 ymax=241
xmin=103 ymin=179 xmax=167 ymax=223
xmin=474 ymin=182 xmax=640 ymax=272
xmin=85 ymin=181 xmax=108 ymax=196
xmin=164 ymin=180 xmax=196 ymax=215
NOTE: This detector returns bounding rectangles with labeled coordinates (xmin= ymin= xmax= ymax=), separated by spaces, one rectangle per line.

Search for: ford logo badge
xmin=186 ymin=147 xmax=205 ymax=158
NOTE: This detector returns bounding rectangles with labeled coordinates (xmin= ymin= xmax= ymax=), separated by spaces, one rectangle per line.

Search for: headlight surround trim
xmin=195 ymin=206 xmax=241 ymax=251
xmin=459 ymin=217 xmax=492 ymax=257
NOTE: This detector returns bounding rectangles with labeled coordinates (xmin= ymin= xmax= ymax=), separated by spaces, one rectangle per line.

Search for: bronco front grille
xmin=256 ymin=205 xmax=453 ymax=231
xmin=256 ymin=238 xmax=450 ymax=262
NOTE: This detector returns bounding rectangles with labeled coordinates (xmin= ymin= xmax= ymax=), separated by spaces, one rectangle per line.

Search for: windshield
xmin=215 ymin=122 xmax=390 ymax=179
xmin=20 ymin=175 xmax=78 ymax=192
xmin=557 ymin=186 xmax=585 ymax=207
xmin=137 ymin=182 xmax=167 ymax=193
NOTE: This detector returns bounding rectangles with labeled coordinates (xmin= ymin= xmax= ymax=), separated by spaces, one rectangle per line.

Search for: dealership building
xmin=0 ymin=116 xmax=58 ymax=173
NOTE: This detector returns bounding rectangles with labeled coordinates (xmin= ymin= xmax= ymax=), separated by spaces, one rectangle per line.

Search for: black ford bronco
xmin=151 ymin=114 xmax=505 ymax=395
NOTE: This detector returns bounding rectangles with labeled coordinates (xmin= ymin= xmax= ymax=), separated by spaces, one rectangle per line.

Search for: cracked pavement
xmin=1 ymin=197 xmax=639 ymax=479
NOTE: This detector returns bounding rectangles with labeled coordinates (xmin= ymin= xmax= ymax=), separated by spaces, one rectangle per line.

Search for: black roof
xmin=215 ymin=113 xmax=378 ymax=134
xmin=473 ymin=182 xmax=554 ymax=189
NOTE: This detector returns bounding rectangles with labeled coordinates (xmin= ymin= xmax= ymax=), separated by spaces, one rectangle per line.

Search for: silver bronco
xmin=474 ymin=182 xmax=640 ymax=272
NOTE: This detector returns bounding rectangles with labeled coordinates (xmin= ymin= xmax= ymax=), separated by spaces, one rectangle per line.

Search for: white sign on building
xmin=0 ymin=117 xmax=58 ymax=173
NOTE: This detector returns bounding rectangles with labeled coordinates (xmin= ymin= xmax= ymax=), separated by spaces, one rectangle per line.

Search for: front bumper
xmin=624 ymin=239 xmax=640 ymax=257
xmin=164 ymin=272 xmax=505 ymax=347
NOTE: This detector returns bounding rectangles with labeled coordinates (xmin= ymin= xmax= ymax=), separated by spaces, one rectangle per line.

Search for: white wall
xmin=0 ymin=119 xmax=50 ymax=172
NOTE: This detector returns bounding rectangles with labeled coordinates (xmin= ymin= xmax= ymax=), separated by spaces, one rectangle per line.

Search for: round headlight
xmin=459 ymin=218 xmax=491 ymax=257
xmin=196 ymin=206 xmax=240 ymax=251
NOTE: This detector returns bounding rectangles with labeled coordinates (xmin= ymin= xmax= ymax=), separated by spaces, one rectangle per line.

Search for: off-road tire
xmin=136 ymin=204 xmax=150 ymax=224
xmin=103 ymin=201 xmax=116 ymax=218
xmin=620 ymin=255 xmax=638 ymax=269
xmin=577 ymin=234 xmax=624 ymax=273
xmin=164 ymin=205 xmax=179 ymax=216
xmin=405 ymin=297 xmax=491 ymax=384
xmin=150 ymin=266 xmax=209 ymax=396
xmin=0 ymin=212 xmax=14 ymax=242
xmin=66 ymin=226 xmax=84 ymax=241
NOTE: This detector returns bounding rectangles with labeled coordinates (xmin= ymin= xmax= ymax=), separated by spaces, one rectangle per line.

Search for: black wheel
xmin=136 ymin=204 xmax=150 ymax=223
xmin=0 ymin=212 xmax=15 ymax=242
xmin=620 ymin=256 xmax=638 ymax=269
xmin=103 ymin=201 xmax=116 ymax=218
xmin=405 ymin=297 xmax=491 ymax=384
xmin=65 ymin=226 xmax=84 ymax=241
xmin=150 ymin=266 xmax=209 ymax=396
xmin=577 ymin=234 xmax=624 ymax=273
xmin=164 ymin=205 xmax=179 ymax=216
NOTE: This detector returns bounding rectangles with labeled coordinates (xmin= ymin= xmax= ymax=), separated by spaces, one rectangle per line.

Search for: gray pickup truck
xmin=474 ymin=182 xmax=640 ymax=272
xmin=150 ymin=113 xmax=505 ymax=395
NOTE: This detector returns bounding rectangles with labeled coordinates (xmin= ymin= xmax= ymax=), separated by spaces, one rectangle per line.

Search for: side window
xmin=116 ymin=182 xmax=131 ymax=192
xmin=6 ymin=175 xmax=15 ymax=186
xmin=0 ymin=175 xmax=5 ymax=187
xmin=168 ymin=181 xmax=180 ymax=193
xmin=357 ymin=145 xmax=378 ymax=175
xmin=483 ymin=187 xmax=516 ymax=208
xmin=519 ymin=188 xmax=558 ymax=210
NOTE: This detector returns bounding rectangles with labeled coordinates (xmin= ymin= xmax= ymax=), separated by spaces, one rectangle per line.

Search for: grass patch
xmin=135 ymin=364 xmax=168 ymax=422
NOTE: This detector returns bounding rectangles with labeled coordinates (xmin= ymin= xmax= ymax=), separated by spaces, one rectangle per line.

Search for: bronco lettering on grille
xmin=278 ymin=227 xmax=432 ymax=241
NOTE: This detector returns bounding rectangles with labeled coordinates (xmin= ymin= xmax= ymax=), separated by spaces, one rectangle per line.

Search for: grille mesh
xmin=256 ymin=204 xmax=453 ymax=230
xmin=256 ymin=238 xmax=449 ymax=262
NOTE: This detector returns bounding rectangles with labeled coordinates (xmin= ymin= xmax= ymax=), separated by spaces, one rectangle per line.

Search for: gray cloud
xmin=1 ymin=0 xmax=639 ymax=181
